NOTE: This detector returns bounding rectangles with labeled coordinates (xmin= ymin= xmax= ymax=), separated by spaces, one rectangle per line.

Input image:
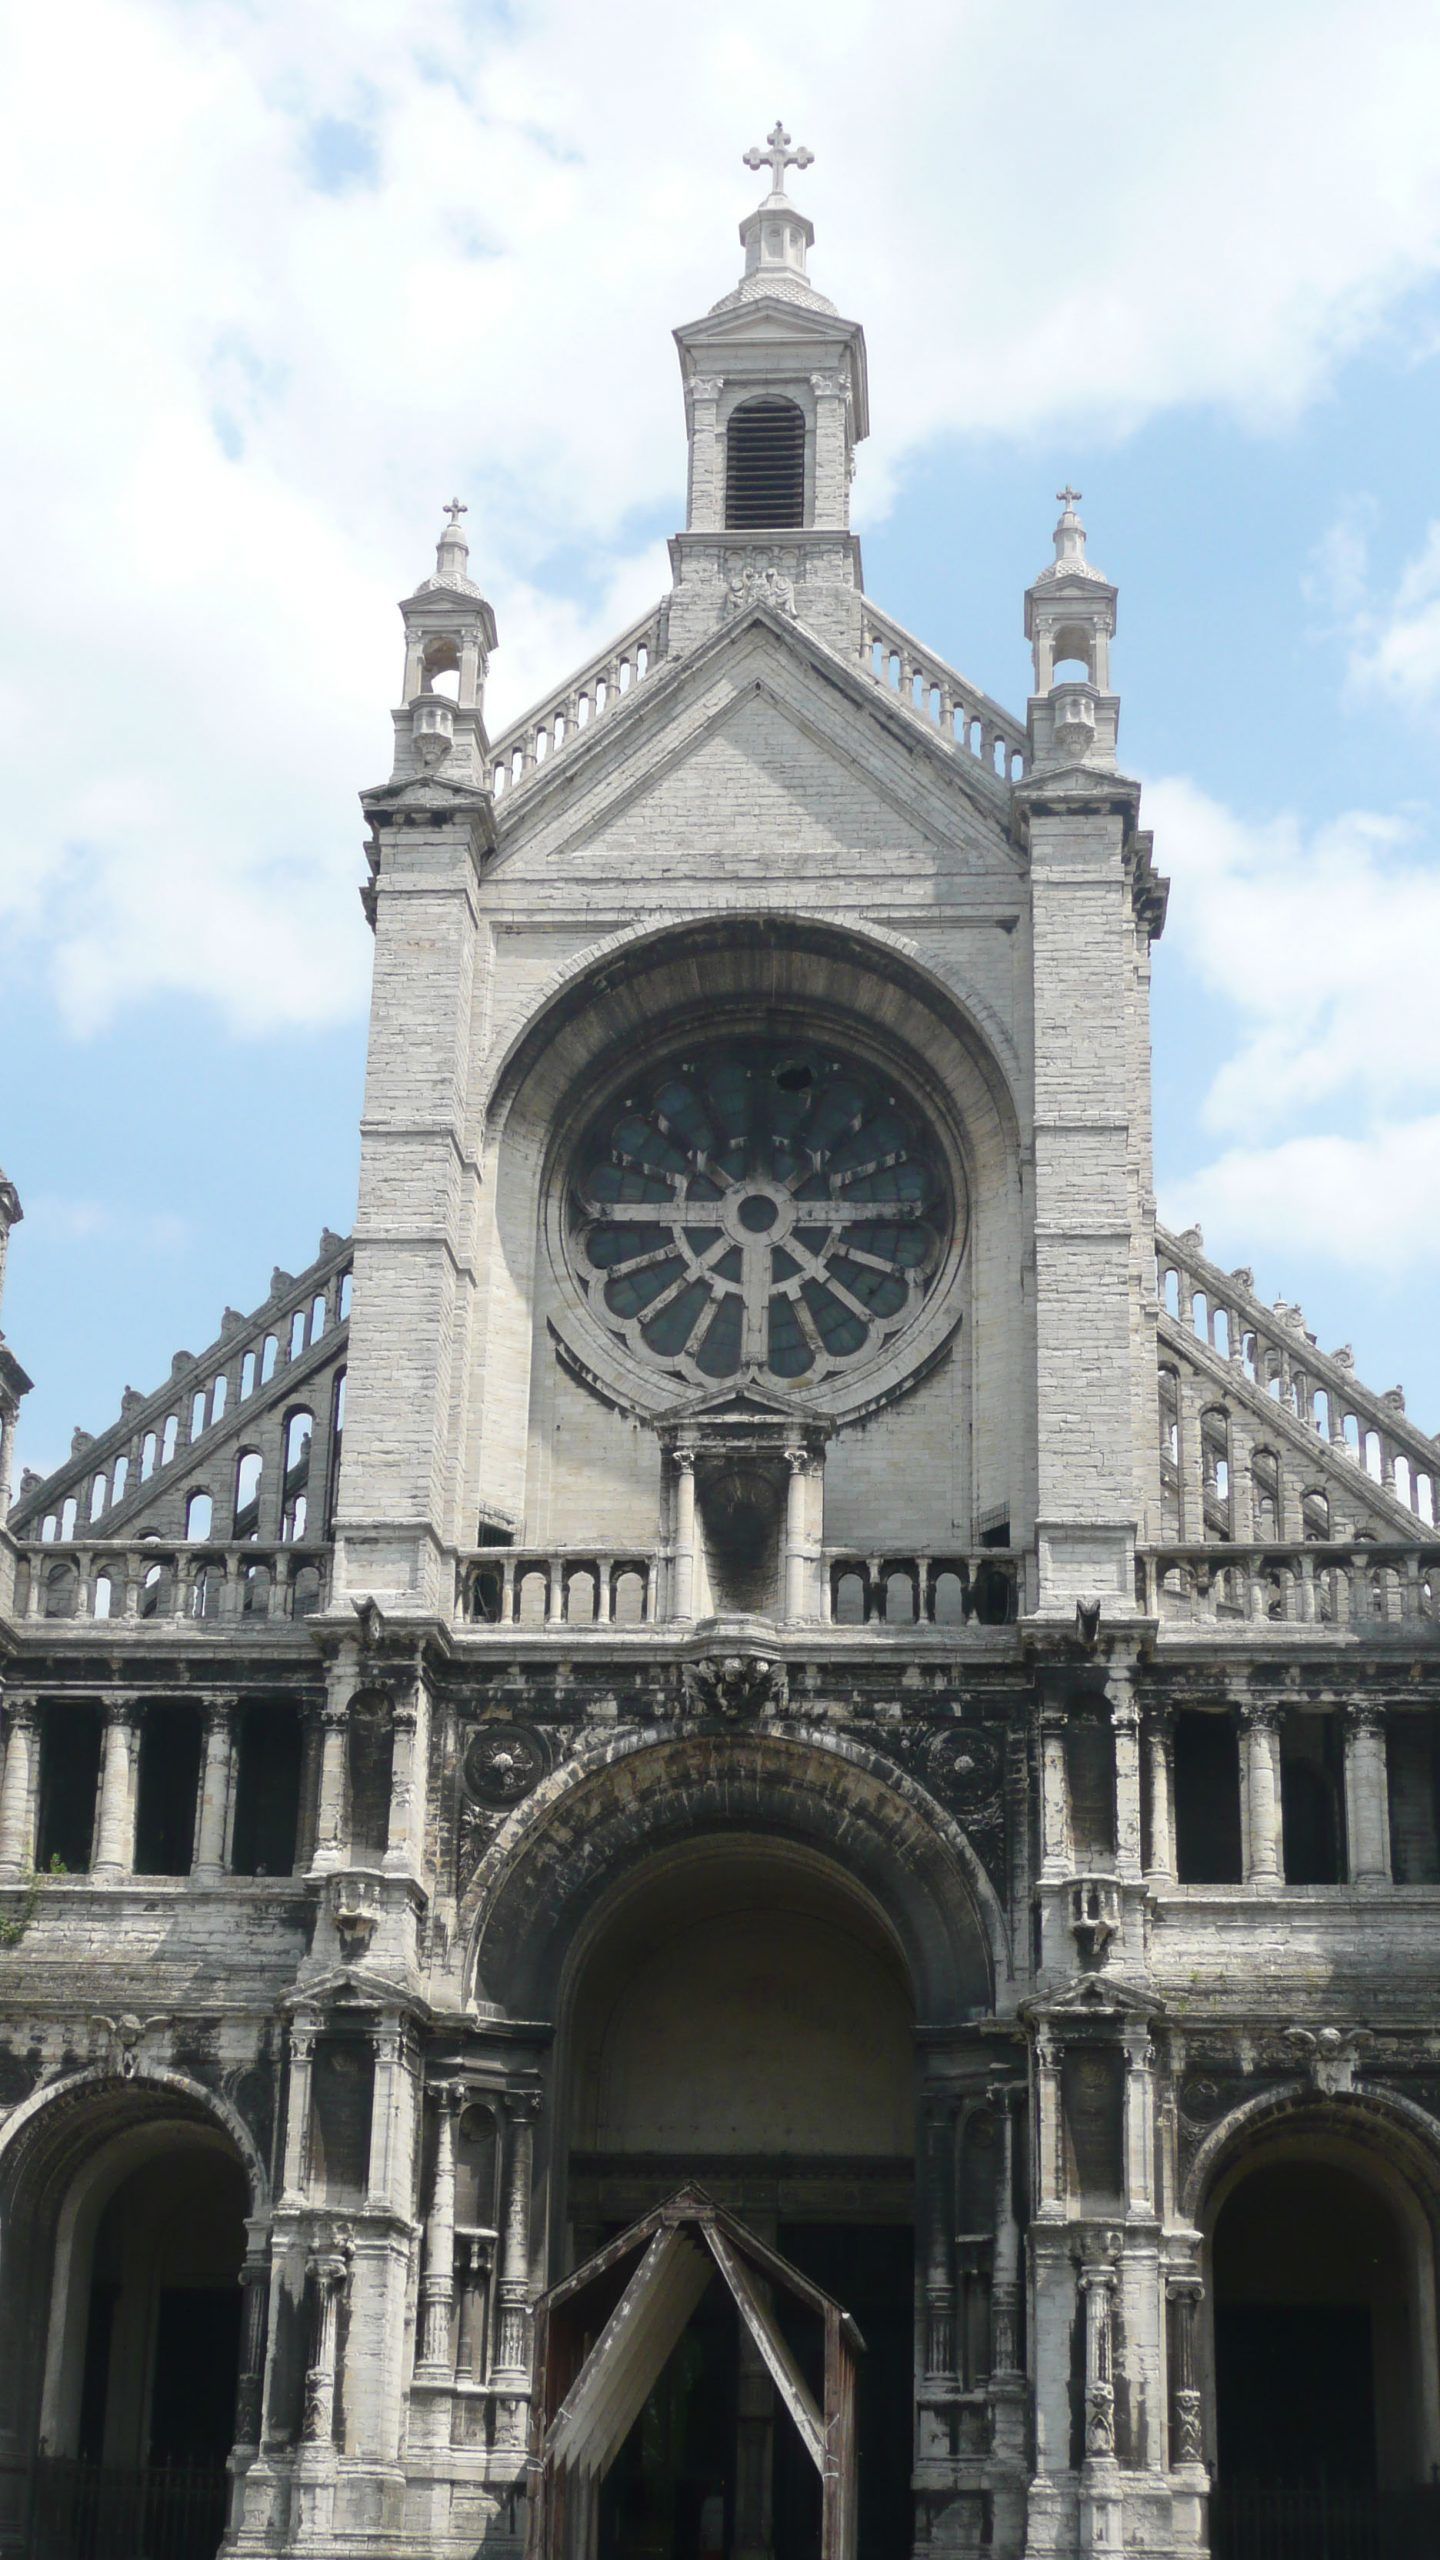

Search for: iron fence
xmin=1212 ymin=2478 xmax=1440 ymax=2560
xmin=0 ymin=2455 xmax=227 ymax=2560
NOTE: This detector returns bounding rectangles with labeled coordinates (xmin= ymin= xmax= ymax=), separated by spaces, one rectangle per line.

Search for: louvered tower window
xmin=725 ymin=397 xmax=806 ymax=529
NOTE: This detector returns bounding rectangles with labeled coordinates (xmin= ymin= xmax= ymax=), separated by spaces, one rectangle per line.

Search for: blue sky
xmin=3 ymin=0 xmax=1440 ymax=1483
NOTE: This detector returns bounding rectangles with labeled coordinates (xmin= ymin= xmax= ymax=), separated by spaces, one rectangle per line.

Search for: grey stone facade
xmin=1 ymin=130 xmax=1438 ymax=2560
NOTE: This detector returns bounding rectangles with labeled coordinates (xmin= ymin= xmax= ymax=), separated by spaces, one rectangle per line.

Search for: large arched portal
xmin=1204 ymin=2109 xmax=1440 ymax=2556
xmin=0 ymin=2074 xmax=258 ymax=2560
xmin=560 ymin=1839 xmax=917 ymax=2560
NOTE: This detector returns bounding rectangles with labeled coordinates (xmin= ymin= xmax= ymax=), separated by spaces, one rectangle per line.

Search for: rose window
xmin=567 ymin=1041 xmax=951 ymax=1388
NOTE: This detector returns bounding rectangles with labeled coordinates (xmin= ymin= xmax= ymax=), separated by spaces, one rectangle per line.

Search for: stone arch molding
xmin=1183 ymin=2076 xmax=1440 ymax=2229
xmin=462 ymin=1721 xmax=1011 ymax=2025
xmin=0 ymin=2060 xmax=271 ymax=2214
xmin=483 ymin=907 xmax=1024 ymax=1142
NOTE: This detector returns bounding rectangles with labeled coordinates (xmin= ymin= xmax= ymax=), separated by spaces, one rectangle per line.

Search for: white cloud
xmin=1161 ymin=1117 xmax=1440 ymax=1282
xmin=6 ymin=0 xmax=1440 ymax=1029
xmin=1349 ymin=519 xmax=1440 ymax=711
xmin=22 ymin=1196 xmax=190 ymax=1254
xmin=1152 ymin=774 xmax=1440 ymax=1283
xmin=1146 ymin=776 xmax=1440 ymax=1138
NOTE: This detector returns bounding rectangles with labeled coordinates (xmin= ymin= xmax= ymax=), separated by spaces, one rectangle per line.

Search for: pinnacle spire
xmin=434 ymin=496 xmax=471 ymax=589
xmin=727 ymin=117 xmax=827 ymax=308
xmin=742 ymin=120 xmax=814 ymax=202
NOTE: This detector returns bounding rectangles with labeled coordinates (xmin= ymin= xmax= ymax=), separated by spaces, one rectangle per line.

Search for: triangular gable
xmin=489 ymin=607 xmax=1020 ymax=886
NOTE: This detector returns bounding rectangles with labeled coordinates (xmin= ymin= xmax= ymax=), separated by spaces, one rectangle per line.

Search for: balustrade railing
xmin=857 ymin=602 xmax=1029 ymax=783
xmin=0 ymin=2453 xmax=228 ymax=2560
xmin=1210 ymin=2476 xmax=1440 ymax=2560
xmin=826 ymin=1548 xmax=1022 ymax=1627
xmin=461 ymin=1548 xmax=659 ymax=1628
xmin=1157 ymin=1226 xmax=1440 ymax=1535
xmin=488 ymin=603 xmax=667 ymax=800
xmin=19 ymin=1539 xmax=329 ymax=1628
xmin=1138 ymin=1542 xmax=1439 ymax=1630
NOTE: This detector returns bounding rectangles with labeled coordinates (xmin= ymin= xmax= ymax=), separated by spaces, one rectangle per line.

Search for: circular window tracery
xmin=566 ymin=1041 xmax=953 ymax=1390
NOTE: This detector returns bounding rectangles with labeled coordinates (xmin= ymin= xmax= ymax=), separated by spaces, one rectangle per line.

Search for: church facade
xmin=1 ymin=130 xmax=1439 ymax=2560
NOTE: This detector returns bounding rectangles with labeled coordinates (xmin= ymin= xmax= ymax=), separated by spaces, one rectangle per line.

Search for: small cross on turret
xmin=443 ymin=496 xmax=468 ymax=528
xmin=743 ymin=121 xmax=814 ymax=197
xmin=1056 ymin=484 xmax=1082 ymax=511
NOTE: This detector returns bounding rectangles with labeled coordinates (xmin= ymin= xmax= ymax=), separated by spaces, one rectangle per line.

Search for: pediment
xmin=489 ymin=609 xmax=1021 ymax=889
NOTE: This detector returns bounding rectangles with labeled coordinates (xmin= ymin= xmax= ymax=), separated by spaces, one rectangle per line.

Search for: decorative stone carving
xmin=1284 ymin=2024 xmax=1370 ymax=2095
xmin=463 ymin=1723 xmax=547 ymax=1807
xmin=681 ymin=1655 xmax=788 ymax=1722
xmin=329 ymin=1872 xmax=382 ymax=1964
xmin=724 ymin=552 xmax=798 ymax=617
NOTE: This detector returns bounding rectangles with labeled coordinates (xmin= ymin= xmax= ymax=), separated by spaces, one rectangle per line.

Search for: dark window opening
xmin=311 ymin=2037 xmax=374 ymax=2202
xmin=134 ymin=1702 xmax=203 ymax=1876
xmin=1061 ymin=2047 xmax=1124 ymax=2210
xmin=725 ymin=397 xmax=806 ymax=529
xmin=1066 ymin=1718 xmax=1116 ymax=1864
xmin=230 ymin=1703 xmax=303 ymax=1876
xmin=1173 ymin=1710 xmax=1243 ymax=1884
xmin=37 ymin=1703 xmax=102 ymax=1872
xmin=149 ymin=2288 xmax=244 ymax=2460
xmin=347 ymin=1694 xmax=394 ymax=1862
xmin=1281 ymin=1713 xmax=1345 ymax=1884
xmin=1388 ymin=1710 xmax=1440 ymax=1883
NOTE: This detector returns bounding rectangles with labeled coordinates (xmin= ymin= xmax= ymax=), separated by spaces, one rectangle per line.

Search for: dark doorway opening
xmin=1215 ymin=2302 xmax=1373 ymax=2487
xmin=777 ymin=2224 xmax=912 ymax=2560
xmin=1210 ymin=2152 xmax=1435 ymax=2560
xmin=597 ymin=2277 xmax=741 ymax=2560
xmin=149 ymin=2289 xmax=243 ymax=2461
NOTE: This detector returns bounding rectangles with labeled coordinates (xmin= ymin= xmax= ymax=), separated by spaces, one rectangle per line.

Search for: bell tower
xmin=668 ymin=124 xmax=869 ymax=653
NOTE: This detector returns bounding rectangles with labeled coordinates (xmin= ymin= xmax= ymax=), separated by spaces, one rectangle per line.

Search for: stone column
xmin=1167 ymin=2276 xmax=1206 ymax=2474
xmin=1240 ymin=1702 xmax=1283 ymax=1889
xmin=1079 ymin=2245 xmax=1120 ymax=2468
xmin=302 ymin=2246 xmax=351 ymax=2446
xmin=310 ymin=1697 xmax=349 ymax=1874
xmin=1123 ymin=2035 xmax=1155 ymax=2217
xmin=1039 ymin=1706 xmax=1072 ymax=1880
xmin=367 ymin=2018 xmax=413 ymax=2214
xmin=384 ymin=1683 xmax=429 ymax=1877
xmin=93 ymin=1699 xmax=138 ymax=1878
xmin=0 ymin=1698 xmax=39 ymax=1878
xmin=1033 ymin=2028 xmax=1064 ymax=2219
xmin=193 ymin=1697 xmax=237 ymax=1880
xmin=671 ymin=1447 xmax=696 ymax=1624
xmin=456 ymin=2235 xmax=494 ymax=2383
xmin=988 ymin=2083 xmax=1023 ymax=2377
xmin=1111 ymin=1675 xmax=1143 ymax=1880
xmin=922 ymin=2098 xmax=956 ymax=2378
xmin=281 ymin=2014 xmax=319 ymax=2205
xmin=0 ymin=1403 xmax=16 ymax=1523
xmin=493 ymin=2093 xmax=539 ymax=2444
xmin=234 ymin=2235 xmax=272 ymax=2450
xmin=417 ymin=2087 xmax=459 ymax=2379
xmin=1144 ymin=1709 xmax=1176 ymax=1886
xmin=1344 ymin=1702 xmax=1392 ymax=1884
xmin=783 ymin=1448 xmax=816 ymax=1623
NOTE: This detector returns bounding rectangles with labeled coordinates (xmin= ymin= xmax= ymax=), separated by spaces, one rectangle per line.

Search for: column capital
xmin=1344 ymin=1697 xmax=1387 ymax=1738
xmin=2 ymin=1695 xmax=39 ymax=1731
xmin=672 ymin=1443 xmax=696 ymax=1474
xmin=506 ymin=2088 xmax=542 ymax=2124
xmin=1238 ymin=1696 xmax=1280 ymax=1732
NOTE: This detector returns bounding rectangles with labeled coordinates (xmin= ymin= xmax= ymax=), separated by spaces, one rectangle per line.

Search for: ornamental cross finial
xmin=443 ymin=497 xmax=468 ymax=528
xmin=1056 ymin=484 xmax=1082 ymax=511
xmin=744 ymin=121 xmax=814 ymax=196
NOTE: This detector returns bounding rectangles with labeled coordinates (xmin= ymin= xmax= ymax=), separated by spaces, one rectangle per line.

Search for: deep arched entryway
xmin=0 ymin=2073 xmax=259 ymax=2560
xmin=1206 ymin=2118 xmax=1440 ymax=2559
xmin=560 ymin=1837 xmax=917 ymax=2560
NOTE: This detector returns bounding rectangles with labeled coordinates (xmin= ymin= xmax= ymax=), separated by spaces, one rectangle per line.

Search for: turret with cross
xmin=388 ymin=494 xmax=498 ymax=783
